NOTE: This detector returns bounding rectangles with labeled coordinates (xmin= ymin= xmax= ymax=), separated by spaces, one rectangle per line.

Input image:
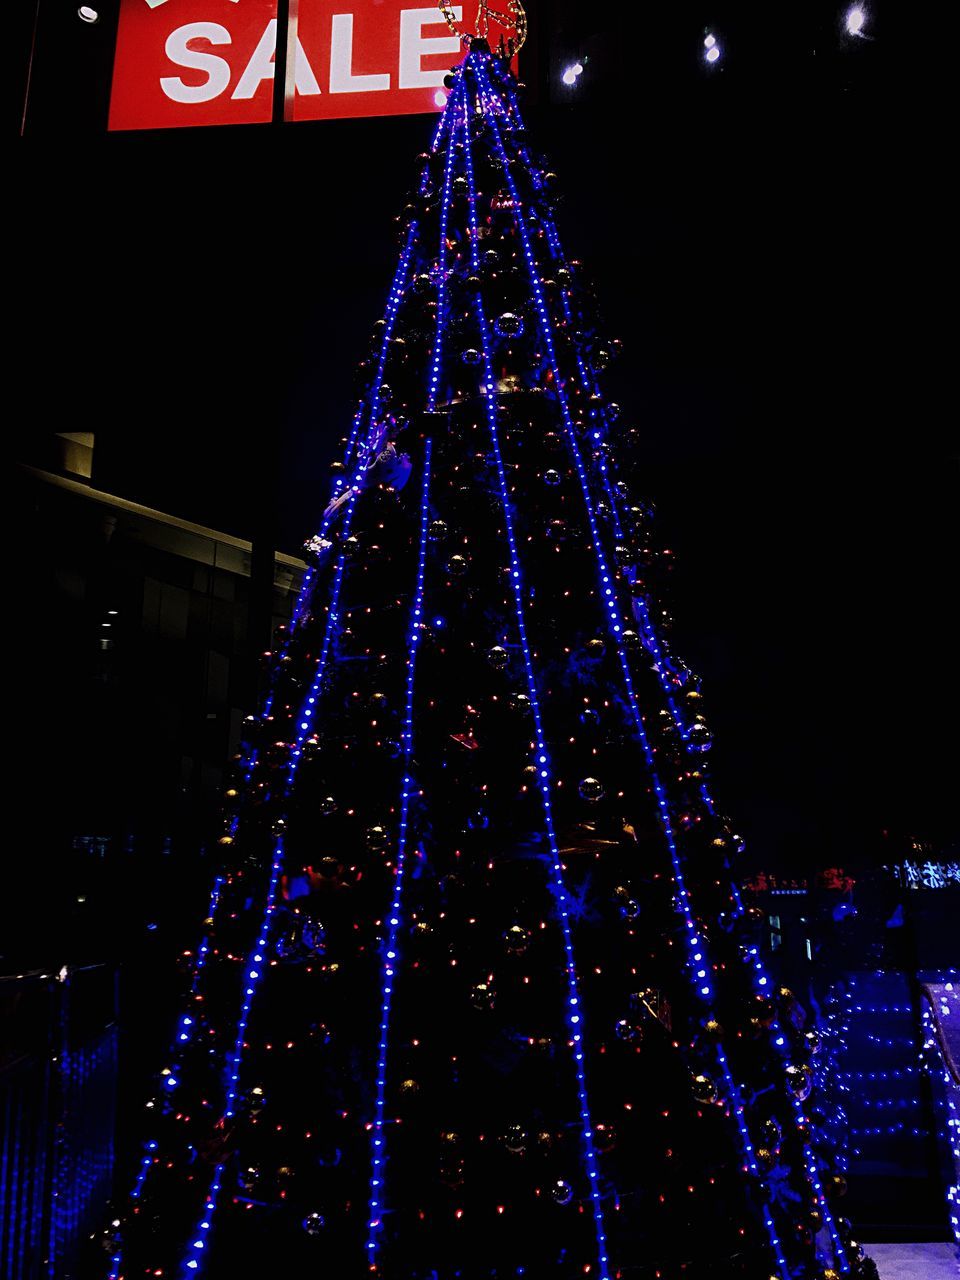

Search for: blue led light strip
xmin=489 ymin=62 xmax=851 ymax=1268
xmin=367 ymin=79 xmax=461 ymax=1269
xmin=107 ymin=870 xmax=223 ymax=1280
xmin=177 ymin=530 xmax=361 ymax=1278
xmin=472 ymin=54 xmax=794 ymax=1276
xmin=425 ymin=86 xmax=460 ymax=412
xmin=180 ymin=838 xmax=285 ymax=1275
xmin=473 ymin=55 xmax=714 ymax=1007
xmin=365 ymin=438 xmax=434 ymax=1268
xmin=112 ymin=87 xmax=461 ymax=1280
xmin=176 ymin=79 xmax=468 ymax=1280
xmin=462 ymin=59 xmax=611 ymax=1278
xmin=516 ymin=88 xmax=847 ymax=1263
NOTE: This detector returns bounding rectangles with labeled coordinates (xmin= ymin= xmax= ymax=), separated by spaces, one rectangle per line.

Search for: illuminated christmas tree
xmin=106 ymin=31 xmax=878 ymax=1280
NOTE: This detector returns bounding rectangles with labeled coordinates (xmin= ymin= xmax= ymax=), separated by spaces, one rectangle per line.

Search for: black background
xmin=12 ymin=0 xmax=955 ymax=868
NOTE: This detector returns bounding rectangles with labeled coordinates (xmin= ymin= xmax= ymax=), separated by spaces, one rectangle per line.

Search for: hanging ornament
xmin=828 ymin=1173 xmax=848 ymax=1198
xmin=301 ymin=918 xmax=325 ymax=952
xmin=471 ymin=982 xmax=495 ymax=1010
xmin=302 ymin=1212 xmax=326 ymax=1235
xmin=762 ymin=1118 xmax=782 ymax=1151
xmin=495 ymin=312 xmax=524 ymax=337
xmin=462 ymin=347 xmax=482 ymax=365
xmin=487 ymin=645 xmax=510 ymax=669
xmin=509 ymin=691 xmax=532 ymax=716
xmin=615 ymin=1018 xmax=641 ymax=1043
xmin=504 ymin=925 xmax=530 ymax=954
xmin=691 ymin=1073 xmax=719 ymax=1105
xmin=688 ymin=720 xmax=712 ymax=750
xmin=543 ymin=469 xmax=562 ymax=486
xmin=366 ymin=826 xmax=390 ymax=852
xmin=584 ymin=638 xmax=605 ymax=658
xmin=503 ymin=1124 xmax=528 ymax=1154
xmin=551 ymin=1179 xmax=574 ymax=1206
xmin=429 ymin=519 xmax=449 ymax=541
xmin=804 ymin=1029 xmax=823 ymax=1056
xmin=238 ymin=1165 xmax=260 ymax=1193
xmin=579 ymin=777 xmax=605 ymax=803
xmin=750 ymin=994 xmax=777 ymax=1028
xmin=446 ymin=553 xmax=469 ymax=576
xmin=318 ymin=795 xmax=338 ymax=816
xmin=785 ymin=1064 xmax=813 ymax=1101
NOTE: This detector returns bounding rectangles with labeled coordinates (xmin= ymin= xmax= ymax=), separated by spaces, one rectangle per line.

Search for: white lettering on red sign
xmin=110 ymin=1 xmax=472 ymax=130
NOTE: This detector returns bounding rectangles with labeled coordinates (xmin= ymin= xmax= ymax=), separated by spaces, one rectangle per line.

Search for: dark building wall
xmin=8 ymin=463 xmax=305 ymax=970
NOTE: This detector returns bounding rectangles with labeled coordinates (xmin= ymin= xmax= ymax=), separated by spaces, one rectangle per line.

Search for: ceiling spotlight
xmin=78 ymin=5 xmax=99 ymax=21
xmin=561 ymin=61 xmax=584 ymax=87
xmin=703 ymin=33 xmax=721 ymax=63
xmin=845 ymin=5 xmax=866 ymax=36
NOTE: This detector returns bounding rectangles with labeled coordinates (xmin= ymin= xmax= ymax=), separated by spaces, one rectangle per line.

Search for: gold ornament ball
xmin=691 ymin=1073 xmax=719 ymax=1104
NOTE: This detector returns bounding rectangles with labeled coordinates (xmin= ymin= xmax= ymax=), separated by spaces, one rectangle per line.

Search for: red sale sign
xmin=108 ymin=0 xmax=473 ymax=131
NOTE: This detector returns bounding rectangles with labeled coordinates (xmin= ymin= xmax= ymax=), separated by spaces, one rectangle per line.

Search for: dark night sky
xmin=13 ymin=1 xmax=956 ymax=867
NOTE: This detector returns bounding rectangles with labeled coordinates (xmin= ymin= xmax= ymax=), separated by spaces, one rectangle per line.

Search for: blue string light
xmin=365 ymin=84 xmax=463 ymax=1268
xmin=486 ymin=58 xmax=851 ymax=1270
xmin=180 ymin=527 xmax=359 ymax=1276
xmin=178 ymin=75 xmax=467 ymax=1280
xmin=474 ymin=53 xmax=799 ymax=1277
xmin=135 ymin=92 xmax=468 ymax=1280
xmin=107 ymin=866 xmax=224 ymax=1280
xmin=463 ymin=57 xmax=611 ymax=1279
xmin=365 ymin=438 xmax=434 ymax=1267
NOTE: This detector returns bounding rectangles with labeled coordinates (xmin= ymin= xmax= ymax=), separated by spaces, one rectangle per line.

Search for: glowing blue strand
xmin=426 ymin=85 xmax=461 ymax=411
xmin=107 ymin=867 xmax=224 ymax=1279
xmin=115 ymin=83 xmax=461 ymax=1280
xmin=365 ymin=439 xmax=434 ymax=1266
xmin=367 ymin=82 xmax=462 ymax=1271
xmin=176 ymin=81 xmax=469 ymax=1279
xmin=179 ymin=529 xmax=359 ymax=1277
xmin=180 ymin=838 xmax=285 ymax=1276
xmin=463 ymin=59 xmax=611 ymax=1279
xmin=474 ymin=55 xmax=794 ymax=1277
xmin=488 ymin=65 xmax=852 ymax=1268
